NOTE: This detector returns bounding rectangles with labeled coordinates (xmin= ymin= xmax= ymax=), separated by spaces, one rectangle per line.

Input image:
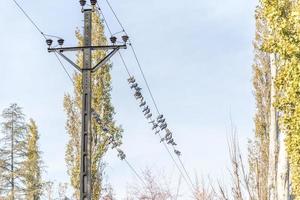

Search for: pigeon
xmin=157 ymin=118 xmax=166 ymax=124
xmin=155 ymin=130 xmax=160 ymax=134
xmin=128 ymin=77 xmax=136 ymax=83
xmin=160 ymin=123 xmax=167 ymax=130
xmin=146 ymin=113 xmax=153 ymax=119
xmin=157 ymin=114 xmax=164 ymax=120
xmin=130 ymin=83 xmax=138 ymax=89
xmin=165 ymin=133 xmax=172 ymax=141
xmin=171 ymin=141 xmax=177 ymax=146
xmin=139 ymin=101 xmax=146 ymax=107
xmin=142 ymin=106 xmax=149 ymax=112
xmin=135 ymin=87 xmax=142 ymax=92
xmin=160 ymin=138 xmax=165 ymax=143
xmin=144 ymin=109 xmax=150 ymax=115
xmin=165 ymin=129 xmax=172 ymax=138
xmin=103 ymin=127 xmax=109 ymax=132
xmin=117 ymin=149 xmax=126 ymax=160
xmin=174 ymin=150 xmax=181 ymax=156
xmin=167 ymin=138 xmax=174 ymax=145
xmin=152 ymin=123 xmax=158 ymax=130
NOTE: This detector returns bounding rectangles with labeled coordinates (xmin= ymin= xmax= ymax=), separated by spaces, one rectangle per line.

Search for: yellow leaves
xmin=260 ymin=0 xmax=300 ymax=198
xmin=64 ymin=12 xmax=122 ymax=199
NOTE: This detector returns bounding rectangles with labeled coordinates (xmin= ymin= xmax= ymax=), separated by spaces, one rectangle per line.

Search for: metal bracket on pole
xmin=56 ymin=51 xmax=82 ymax=73
xmin=91 ymin=48 xmax=120 ymax=72
xmin=48 ymin=45 xmax=126 ymax=52
xmin=49 ymin=45 xmax=126 ymax=73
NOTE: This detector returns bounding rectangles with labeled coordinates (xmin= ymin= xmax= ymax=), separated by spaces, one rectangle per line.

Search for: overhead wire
xmin=13 ymin=0 xmax=147 ymax=189
xmin=92 ymin=111 xmax=147 ymax=187
xmin=102 ymin=0 xmax=196 ymax=191
xmin=12 ymin=0 xmax=75 ymax=85
xmin=124 ymin=159 xmax=147 ymax=187
xmin=12 ymin=0 xmax=195 ymax=193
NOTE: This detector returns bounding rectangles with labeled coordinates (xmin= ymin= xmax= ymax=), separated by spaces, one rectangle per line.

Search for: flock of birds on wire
xmin=90 ymin=73 xmax=182 ymax=162
xmin=127 ymin=76 xmax=181 ymax=157
xmin=41 ymin=0 xmax=183 ymax=162
xmin=11 ymin=0 xmax=194 ymax=192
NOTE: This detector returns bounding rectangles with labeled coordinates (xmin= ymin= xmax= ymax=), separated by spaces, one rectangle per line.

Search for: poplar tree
xmin=250 ymin=5 xmax=271 ymax=200
xmin=23 ymin=119 xmax=43 ymax=200
xmin=0 ymin=104 xmax=27 ymax=199
xmin=259 ymin=0 xmax=295 ymax=198
xmin=64 ymin=12 xmax=122 ymax=199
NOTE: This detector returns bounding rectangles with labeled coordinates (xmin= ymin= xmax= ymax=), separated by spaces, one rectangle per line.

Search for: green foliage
xmin=64 ymin=12 xmax=122 ymax=199
xmin=250 ymin=5 xmax=271 ymax=200
xmin=0 ymin=104 xmax=28 ymax=199
xmin=23 ymin=119 xmax=43 ymax=200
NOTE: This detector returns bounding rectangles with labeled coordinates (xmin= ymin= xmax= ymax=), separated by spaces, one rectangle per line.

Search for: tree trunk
xmin=277 ymin=131 xmax=290 ymax=200
xmin=268 ymin=53 xmax=278 ymax=200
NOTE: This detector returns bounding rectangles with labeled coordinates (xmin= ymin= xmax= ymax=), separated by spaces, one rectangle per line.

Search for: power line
xmin=158 ymin=133 xmax=195 ymax=192
xmin=12 ymin=0 xmax=46 ymax=39
xmin=12 ymin=0 xmax=75 ymax=85
xmin=103 ymin=0 xmax=196 ymax=191
xmin=54 ymin=52 xmax=75 ymax=85
xmin=104 ymin=0 xmax=126 ymax=32
xmin=124 ymin=158 xmax=147 ymax=187
xmin=118 ymin=52 xmax=132 ymax=77
xmin=96 ymin=3 xmax=113 ymax=36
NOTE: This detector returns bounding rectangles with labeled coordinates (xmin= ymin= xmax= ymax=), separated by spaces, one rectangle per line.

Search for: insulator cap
xmin=122 ymin=35 xmax=129 ymax=43
xmin=80 ymin=0 xmax=86 ymax=6
xmin=90 ymin=0 xmax=97 ymax=5
xmin=110 ymin=36 xmax=117 ymax=44
xmin=46 ymin=39 xmax=53 ymax=46
xmin=58 ymin=38 xmax=64 ymax=46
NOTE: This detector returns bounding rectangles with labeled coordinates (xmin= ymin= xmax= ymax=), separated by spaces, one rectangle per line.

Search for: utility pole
xmin=46 ymin=1 xmax=127 ymax=199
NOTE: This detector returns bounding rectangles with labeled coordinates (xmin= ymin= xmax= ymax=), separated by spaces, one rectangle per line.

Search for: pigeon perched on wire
xmin=165 ymin=132 xmax=172 ymax=141
xmin=144 ymin=109 xmax=151 ymax=115
xmin=157 ymin=114 xmax=164 ymax=120
xmin=128 ymin=76 xmax=136 ymax=83
xmin=117 ymin=149 xmax=126 ymax=160
xmin=134 ymin=91 xmax=143 ymax=99
xmin=135 ymin=87 xmax=142 ymax=92
xmin=152 ymin=123 xmax=158 ymax=130
xmin=130 ymin=83 xmax=138 ymax=89
xmin=157 ymin=118 xmax=166 ymax=124
xmin=140 ymin=101 xmax=146 ymax=107
xmin=160 ymin=123 xmax=167 ymax=130
xmin=174 ymin=150 xmax=181 ymax=156
xmin=142 ymin=106 xmax=149 ymax=112
xmin=146 ymin=113 xmax=152 ymax=119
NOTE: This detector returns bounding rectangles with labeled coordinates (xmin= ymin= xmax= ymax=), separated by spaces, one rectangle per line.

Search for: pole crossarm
xmin=56 ymin=51 xmax=82 ymax=72
xmin=48 ymin=45 xmax=126 ymax=53
xmin=50 ymin=45 xmax=126 ymax=73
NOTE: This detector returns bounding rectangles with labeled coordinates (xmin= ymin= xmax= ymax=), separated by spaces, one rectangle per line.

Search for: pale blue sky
xmin=0 ymin=0 xmax=257 ymax=199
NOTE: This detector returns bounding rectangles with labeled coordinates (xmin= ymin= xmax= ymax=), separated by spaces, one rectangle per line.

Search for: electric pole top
xmin=46 ymin=1 xmax=128 ymax=199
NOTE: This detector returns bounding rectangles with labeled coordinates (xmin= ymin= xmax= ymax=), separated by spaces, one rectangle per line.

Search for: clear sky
xmin=0 ymin=0 xmax=257 ymax=199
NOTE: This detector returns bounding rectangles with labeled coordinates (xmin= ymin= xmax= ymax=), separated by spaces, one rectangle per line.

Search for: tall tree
xmin=250 ymin=5 xmax=271 ymax=200
xmin=0 ymin=104 xmax=27 ymax=199
xmin=64 ymin=11 xmax=122 ymax=199
xmin=259 ymin=0 xmax=294 ymax=198
xmin=23 ymin=119 xmax=43 ymax=200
